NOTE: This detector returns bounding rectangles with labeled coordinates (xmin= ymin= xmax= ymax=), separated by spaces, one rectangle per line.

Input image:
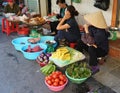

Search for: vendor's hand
xmin=93 ymin=44 xmax=97 ymax=48
xmin=83 ymin=24 xmax=90 ymax=33
xmin=58 ymin=18 xmax=62 ymax=21
xmin=48 ymin=12 xmax=56 ymax=17
xmin=87 ymin=44 xmax=97 ymax=48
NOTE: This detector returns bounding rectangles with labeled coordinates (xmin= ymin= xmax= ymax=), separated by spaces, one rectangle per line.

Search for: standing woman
xmin=81 ymin=11 xmax=109 ymax=73
xmin=54 ymin=5 xmax=81 ymax=44
xmin=4 ymin=0 xmax=20 ymax=16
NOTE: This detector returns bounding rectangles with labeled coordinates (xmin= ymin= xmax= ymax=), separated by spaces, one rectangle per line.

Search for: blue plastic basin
xmin=12 ymin=37 xmax=31 ymax=51
xmin=12 ymin=37 xmax=41 ymax=51
xmin=21 ymin=43 xmax=47 ymax=60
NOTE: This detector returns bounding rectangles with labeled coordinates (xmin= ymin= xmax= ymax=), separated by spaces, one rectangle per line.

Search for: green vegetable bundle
xmin=40 ymin=62 xmax=56 ymax=76
xmin=66 ymin=62 xmax=91 ymax=79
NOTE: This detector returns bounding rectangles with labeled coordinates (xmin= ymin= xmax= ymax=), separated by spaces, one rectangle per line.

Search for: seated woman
xmin=50 ymin=0 xmax=68 ymax=35
xmin=79 ymin=11 xmax=109 ymax=73
xmin=4 ymin=0 xmax=20 ymax=16
xmin=54 ymin=5 xmax=81 ymax=46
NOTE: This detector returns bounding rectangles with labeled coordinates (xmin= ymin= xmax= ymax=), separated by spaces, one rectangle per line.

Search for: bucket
xmin=108 ymin=31 xmax=117 ymax=40
xmin=18 ymin=27 xmax=30 ymax=36
xmin=108 ymin=27 xmax=118 ymax=40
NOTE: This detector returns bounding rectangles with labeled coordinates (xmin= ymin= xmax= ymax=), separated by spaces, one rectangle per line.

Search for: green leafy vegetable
xmin=66 ymin=62 xmax=91 ymax=79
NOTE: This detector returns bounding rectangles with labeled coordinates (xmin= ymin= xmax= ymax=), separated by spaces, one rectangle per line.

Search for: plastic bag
xmin=94 ymin=0 xmax=110 ymax=11
xmin=81 ymin=33 xmax=95 ymax=45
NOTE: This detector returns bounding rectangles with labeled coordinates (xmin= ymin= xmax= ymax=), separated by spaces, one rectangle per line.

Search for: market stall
xmin=11 ymin=34 xmax=91 ymax=92
xmin=3 ymin=12 xmax=92 ymax=92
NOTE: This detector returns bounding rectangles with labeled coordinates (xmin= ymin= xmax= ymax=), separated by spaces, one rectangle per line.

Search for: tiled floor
xmin=94 ymin=57 xmax=120 ymax=93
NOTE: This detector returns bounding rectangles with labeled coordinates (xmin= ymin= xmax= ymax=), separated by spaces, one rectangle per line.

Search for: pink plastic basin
xmin=45 ymin=79 xmax=68 ymax=92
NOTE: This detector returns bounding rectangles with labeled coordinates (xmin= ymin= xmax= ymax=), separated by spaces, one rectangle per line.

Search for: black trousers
xmin=88 ymin=46 xmax=107 ymax=66
xmin=50 ymin=21 xmax=59 ymax=33
xmin=76 ymin=40 xmax=108 ymax=66
xmin=54 ymin=31 xmax=80 ymax=43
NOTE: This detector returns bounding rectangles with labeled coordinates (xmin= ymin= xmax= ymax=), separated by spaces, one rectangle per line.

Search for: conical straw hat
xmin=84 ymin=11 xmax=107 ymax=29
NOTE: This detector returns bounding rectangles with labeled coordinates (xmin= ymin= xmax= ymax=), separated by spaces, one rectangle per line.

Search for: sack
xmin=94 ymin=0 xmax=110 ymax=11
xmin=81 ymin=33 xmax=95 ymax=45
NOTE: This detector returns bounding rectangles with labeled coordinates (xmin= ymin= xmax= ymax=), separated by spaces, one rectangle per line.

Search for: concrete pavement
xmin=0 ymin=16 xmax=117 ymax=93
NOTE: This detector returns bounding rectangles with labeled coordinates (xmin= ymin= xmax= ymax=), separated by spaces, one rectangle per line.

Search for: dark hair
xmin=56 ymin=0 xmax=66 ymax=4
xmin=67 ymin=5 xmax=79 ymax=17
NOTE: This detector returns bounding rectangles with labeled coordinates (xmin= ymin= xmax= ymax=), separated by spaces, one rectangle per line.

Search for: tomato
xmin=53 ymin=82 xmax=58 ymax=86
xmin=63 ymin=75 xmax=67 ymax=78
xmin=49 ymin=74 xmax=53 ymax=77
xmin=59 ymin=75 xmax=64 ymax=81
xmin=47 ymin=80 xmax=52 ymax=85
xmin=45 ymin=76 xmax=49 ymax=81
xmin=62 ymin=75 xmax=67 ymax=82
xmin=52 ymin=71 xmax=56 ymax=75
xmin=52 ymin=74 xmax=58 ymax=79
xmin=55 ymin=71 xmax=62 ymax=75
xmin=54 ymin=78 xmax=60 ymax=83
xmin=51 ymin=79 xmax=55 ymax=83
xmin=63 ymin=78 xmax=67 ymax=83
xmin=59 ymin=80 xmax=64 ymax=86
xmin=47 ymin=76 xmax=52 ymax=80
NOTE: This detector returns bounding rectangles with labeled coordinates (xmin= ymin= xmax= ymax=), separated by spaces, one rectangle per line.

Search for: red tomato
xmin=49 ymin=74 xmax=53 ymax=77
xmin=63 ymin=75 xmax=67 ymax=78
xmin=59 ymin=80 xmax=64 ymax=86
xmin=59 ymin=75 xmax=64 ymax=81
xmin=51 ymin=79 xmax=55 ymax=83
xmin=54 ymin=78 xmax=60 ymax=83
xmin=52 ymin=71 xmax=56 ymax=75
xmin=63 ymin=78 xmax=67 ymax=83
xmin=45 ymin=76 xmax=49 ymax=81
xmin=47 ymin=80 xmax=52 ymax=85
xmin=47 ymin=76 xmax=52 ymax=80
xmin=55 ymin=71 xmax=62 ymax=75
xmin=62 ymin=75 xmax=67 ymax=82
xmin=52 ymin=74 xmax=58 ymax=79
xmin=53 ymin=82 xmax=58 ymax=86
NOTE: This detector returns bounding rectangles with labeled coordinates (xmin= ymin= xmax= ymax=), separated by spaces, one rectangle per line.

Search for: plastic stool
xmin=2 ymin=18 xmax=19 ymax=36
xmin=17 ymin=26 xmax=30 ymax=36
xmin=69 ymin=42 xmax=77 ymax=49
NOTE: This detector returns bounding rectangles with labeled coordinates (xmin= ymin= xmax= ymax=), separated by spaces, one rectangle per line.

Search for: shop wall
xmin=51 ymin=0 xmax=113 ymax=26
xmin=118 ymin=0 xmax=120 ymax=25
xmin=72 ymin=0 xmax=113 ymax=26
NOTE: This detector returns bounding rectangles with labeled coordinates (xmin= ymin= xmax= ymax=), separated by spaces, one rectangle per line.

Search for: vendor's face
xmin=8 ymin=2 xmax=14 ymax=6
xmin=65 ymin=10 xmax=71 ymax=18
xmin=58 ymin=3 xmax=65 ymax=8
xmin=65 ymin=10 xmax=71 ymax=17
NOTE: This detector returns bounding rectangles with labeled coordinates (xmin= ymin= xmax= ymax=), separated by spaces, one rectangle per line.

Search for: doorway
xmin=118 ymin=0 xmax=120 ymax=27
xmin=47 ymin=0 xmax=51 ymax=14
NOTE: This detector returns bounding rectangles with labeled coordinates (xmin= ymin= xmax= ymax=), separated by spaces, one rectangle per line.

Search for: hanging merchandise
xmin=94 ymin=0 xmax=110 ymax=11
xmin=72 ymin=0 xmax=81 ymax=3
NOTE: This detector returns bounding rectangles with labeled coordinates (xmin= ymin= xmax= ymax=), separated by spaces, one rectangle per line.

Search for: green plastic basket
xmin=65 ymin=71 xmax=90 ymax=84
xmin=72 ymin=0 xmax=81 ymax=3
